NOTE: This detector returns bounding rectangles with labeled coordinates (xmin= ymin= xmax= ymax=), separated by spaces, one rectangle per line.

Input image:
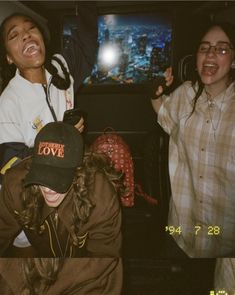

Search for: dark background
xmin=16 ymin=1 xmax=235 ymax=293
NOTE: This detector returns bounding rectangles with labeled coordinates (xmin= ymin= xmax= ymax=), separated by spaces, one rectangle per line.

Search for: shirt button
xmin=199 ymin=175 xmax=203 ymax=179
xmin=206 ymin=120 xmax=210 ymax=123
xmin=201 ymin=148 xmax=204 ymax=151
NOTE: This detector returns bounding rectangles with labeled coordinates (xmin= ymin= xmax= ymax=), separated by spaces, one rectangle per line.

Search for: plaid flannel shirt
xmin=158 ymin=81 xmax=235 ymax=257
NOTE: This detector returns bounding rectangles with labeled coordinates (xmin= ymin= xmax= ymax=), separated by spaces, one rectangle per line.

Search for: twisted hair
xmin=17 ymin=152 xmax=125 ymax=246
xmin=188 ymin=21 xmax=235 ymax=117
xmin=21 ymin=258 xmax=63 ymax=295
xmin=0 ymin=13 xmax=70 ymax=92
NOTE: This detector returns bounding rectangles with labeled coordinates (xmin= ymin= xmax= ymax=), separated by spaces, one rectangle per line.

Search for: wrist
xmin=151 ymin=93 xmax=162 ymax=100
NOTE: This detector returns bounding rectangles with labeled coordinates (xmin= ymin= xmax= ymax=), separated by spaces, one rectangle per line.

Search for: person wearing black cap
xmin=0 ymin=122 xmax=124 ymax=257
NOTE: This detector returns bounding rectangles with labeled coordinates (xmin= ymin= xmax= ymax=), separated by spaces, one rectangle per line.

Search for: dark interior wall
xmin=20 ymin=1 xmax=235 ymax=77
xmin=71 ymin=2 xmax=208 ymax=133
xmin=11 ymin=1 xmax=235 ymax=181
xmin=23 ymin=1 xmax=220 ymax=84
xmin=171 ymin=1 xmax=235 ymax=83
xmin=76 ymin=90 xmax=161 ymax=187
xmin=0 ymin=2 xmax=224 ymax=285
xmin=77 ymin=91 xmax=157 ymax=133
xmin=71 ymin=2 xmax=209 ymax=206
xmin=17 ymin=0 xmax=235 ymax=211
xmin=77 ymin=89 xmax=171 ymax=212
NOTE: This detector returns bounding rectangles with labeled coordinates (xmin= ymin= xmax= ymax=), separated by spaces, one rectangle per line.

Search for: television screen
xmin=63 ymin=12 xmax=172 ymax=86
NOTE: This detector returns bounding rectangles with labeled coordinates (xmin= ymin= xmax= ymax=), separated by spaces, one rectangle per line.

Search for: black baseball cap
xmin=24 ymin=122 xmax=84 ymax=193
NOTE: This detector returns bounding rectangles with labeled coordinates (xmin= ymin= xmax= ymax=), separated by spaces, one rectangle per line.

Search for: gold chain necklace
xmin=49 ymin=213 xmax=70 ymax=257
xmin=206 ymin=89 xmax=226 ymax=141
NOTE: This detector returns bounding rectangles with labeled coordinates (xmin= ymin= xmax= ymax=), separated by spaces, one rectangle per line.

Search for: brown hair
xmin=189 ymin=21 xmax=235 ymax=117
xmin=17 ymin=152 xmax=125 ymax=246
xmin=21 ymin=258 xmax=63 ymax=295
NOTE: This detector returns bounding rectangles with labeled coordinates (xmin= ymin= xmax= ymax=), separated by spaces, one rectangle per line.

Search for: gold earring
xmin=6 ymin=56 xmax=13 ymax=65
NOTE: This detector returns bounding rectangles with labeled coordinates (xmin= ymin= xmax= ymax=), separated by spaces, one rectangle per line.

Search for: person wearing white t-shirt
xmin=0 ymin=3 xmax=98 ymax=254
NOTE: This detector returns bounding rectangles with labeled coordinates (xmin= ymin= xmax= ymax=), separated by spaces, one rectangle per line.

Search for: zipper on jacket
xmin=42 ymin=80 xmax=58 ymax=122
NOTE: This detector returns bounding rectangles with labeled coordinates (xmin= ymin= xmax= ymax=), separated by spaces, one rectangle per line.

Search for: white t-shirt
xmin=0 ymin=54 xmax=74 ymax=147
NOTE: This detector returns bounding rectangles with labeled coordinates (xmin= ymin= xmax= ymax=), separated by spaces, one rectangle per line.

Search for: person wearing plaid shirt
xmin=151 ymin=22 xmax=235 ymax=258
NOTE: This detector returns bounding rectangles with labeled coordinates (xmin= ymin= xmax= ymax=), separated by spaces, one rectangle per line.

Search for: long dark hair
xmin=17 ymin=152 xmax=125 ymax=246
xmin=21 ymin=258 xmax=63 ymax=295
xmin=0 ymin=13 xmax=70 ymax=92
xmin=189 ymin=21 xmax=235 ymax=116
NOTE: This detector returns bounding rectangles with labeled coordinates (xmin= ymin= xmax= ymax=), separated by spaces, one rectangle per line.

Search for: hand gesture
xmin=74 ymin=117 xmax=85 ymax=133
xmin=155 ymin=67 xmax=174 ymax=97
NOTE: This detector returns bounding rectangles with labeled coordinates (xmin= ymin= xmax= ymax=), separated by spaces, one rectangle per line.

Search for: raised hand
xmin=154 ymin=67 xmax=174 ymax=98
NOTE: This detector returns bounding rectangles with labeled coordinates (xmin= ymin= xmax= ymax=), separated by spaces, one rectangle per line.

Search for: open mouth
xmin=45 ymin=194 xmax=61 ymax=204
xmin=202 ymin=62 xmax=218 ymax=75
xmin=23 ymin=41 xmax=40 ymax=56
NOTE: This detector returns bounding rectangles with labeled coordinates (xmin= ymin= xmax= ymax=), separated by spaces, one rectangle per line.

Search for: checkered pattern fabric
xmin=91 ymin=129 xmax=134 ymax=207
xmin=158 ymin=81 xmax=235 ymax=257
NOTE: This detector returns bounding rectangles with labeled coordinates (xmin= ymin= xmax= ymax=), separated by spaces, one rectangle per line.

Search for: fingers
xmin=78 ymin=125 xmax=84 ymax=133
xmin=155 ymin=85 xmax=163 ymax=97
xmin=164 ymin=67 xmax=172 ymax=77
xmin=154 ymin=67 xmax=173 ymax=97
xmin=74 ymin=117 xmax=85 ymax=133
xmin=166 ymin=75 xmax=174 ymax=86
xmin=164 ymin=67 xmax=174 ymax=87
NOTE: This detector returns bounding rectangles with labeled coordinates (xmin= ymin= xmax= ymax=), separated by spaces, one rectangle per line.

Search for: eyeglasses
xmin=198 ymin=42 xmax=234 ymax=55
